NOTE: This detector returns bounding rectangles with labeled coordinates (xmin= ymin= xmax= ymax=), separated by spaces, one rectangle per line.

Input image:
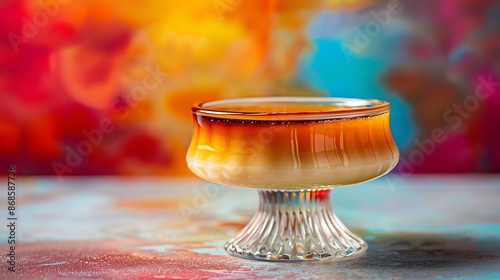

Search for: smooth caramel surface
xmin=201 ymin=103 xmax=361 ymax=113
xmin=187 ymin=111 xmax=399 ymax=189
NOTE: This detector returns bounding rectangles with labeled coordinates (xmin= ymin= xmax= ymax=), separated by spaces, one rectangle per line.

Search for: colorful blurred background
xmin=1 ymin=0 xmax=499 ymax=177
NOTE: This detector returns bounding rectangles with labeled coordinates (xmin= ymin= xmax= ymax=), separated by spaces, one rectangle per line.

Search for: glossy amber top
xmin=192 ymin=97 xmax=390 ymax=121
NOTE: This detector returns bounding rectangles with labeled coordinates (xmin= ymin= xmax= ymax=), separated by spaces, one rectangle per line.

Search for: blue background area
xmin=299 ymin=11 xmax=417 ymax=149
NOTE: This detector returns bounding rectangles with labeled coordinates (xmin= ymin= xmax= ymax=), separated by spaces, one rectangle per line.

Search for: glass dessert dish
xmin=186 ymin=97 xmax=399 ymax=262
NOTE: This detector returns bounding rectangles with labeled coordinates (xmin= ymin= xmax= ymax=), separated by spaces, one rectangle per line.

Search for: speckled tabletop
xmin=1 ymin=175 xmax=499 ymax=279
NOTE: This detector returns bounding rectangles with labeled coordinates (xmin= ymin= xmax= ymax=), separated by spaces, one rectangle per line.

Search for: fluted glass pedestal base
xmin=225 ymin=189 xmax=367 ymax=262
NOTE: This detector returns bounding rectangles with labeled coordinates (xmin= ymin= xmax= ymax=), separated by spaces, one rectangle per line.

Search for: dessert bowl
xmin=186 ymin=97 xmax=399 ymax=261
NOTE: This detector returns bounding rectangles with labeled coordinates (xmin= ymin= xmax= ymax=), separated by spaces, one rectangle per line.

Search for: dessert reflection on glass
xmin=186 ymin=97 xmax=399 ymax=261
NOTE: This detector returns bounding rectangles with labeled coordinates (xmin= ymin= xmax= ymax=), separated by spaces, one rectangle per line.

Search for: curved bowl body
xmin=186 ymin=97 xmax=399 ymax=190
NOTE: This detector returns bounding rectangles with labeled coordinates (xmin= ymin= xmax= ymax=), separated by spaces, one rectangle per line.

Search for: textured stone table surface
xmin=1 ymin=175 xmax=499 ymax=279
